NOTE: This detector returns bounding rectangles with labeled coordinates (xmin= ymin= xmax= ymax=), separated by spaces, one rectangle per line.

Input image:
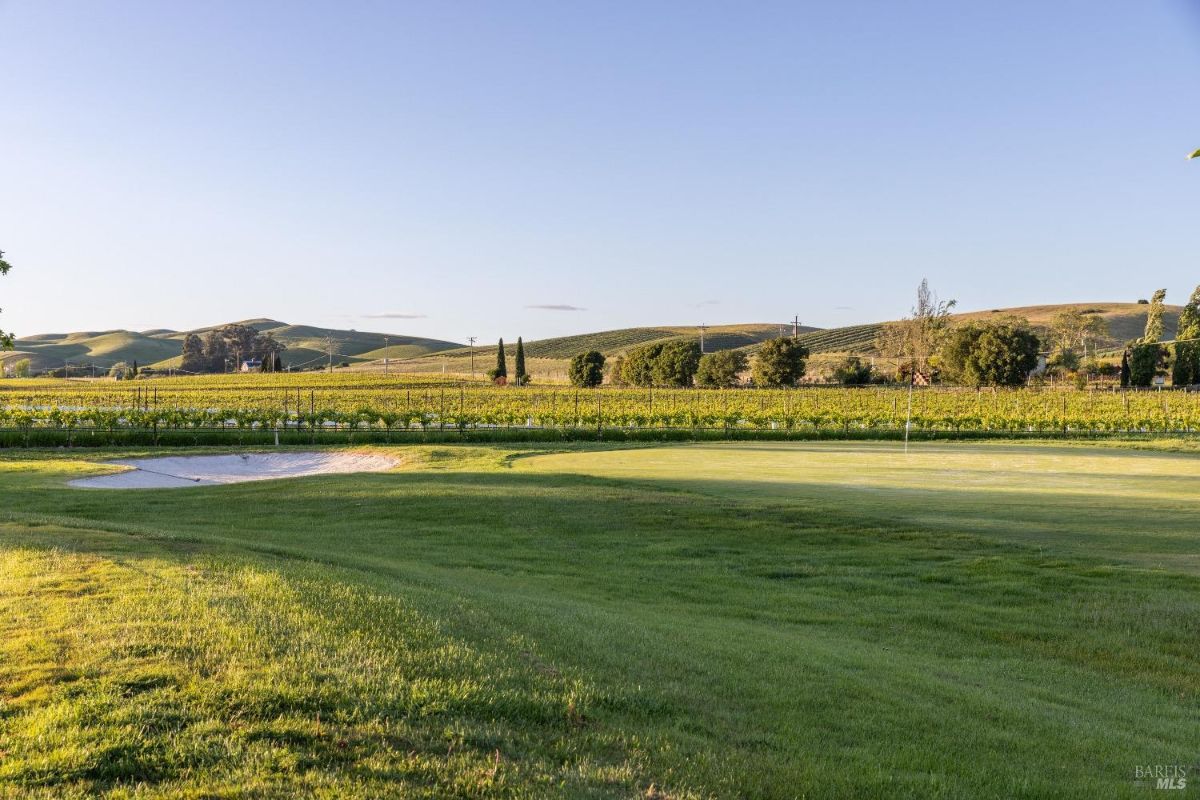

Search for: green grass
xmin=1 ymin=441 xmax=1199 ymax=798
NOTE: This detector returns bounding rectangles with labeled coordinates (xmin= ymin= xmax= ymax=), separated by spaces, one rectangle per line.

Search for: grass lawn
xmin=1 ymin=441 xmax=1198 ymax=798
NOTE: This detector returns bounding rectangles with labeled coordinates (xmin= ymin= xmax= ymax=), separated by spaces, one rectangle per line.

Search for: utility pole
xmin=327 ymin=335 xmax=334 ymax=374
xmin=792 ymin=315 xmax=801 ymax=338
xmin=384 ymin=336 xmax=389 ymax=375
xmin=698 ymin=324 xmax=707 ymax=354
xmin=467 ymin=336 xmax=477 ymax=381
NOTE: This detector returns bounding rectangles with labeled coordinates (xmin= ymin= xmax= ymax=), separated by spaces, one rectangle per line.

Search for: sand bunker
xmin=70 ymin=451 xmax=398 ymax=489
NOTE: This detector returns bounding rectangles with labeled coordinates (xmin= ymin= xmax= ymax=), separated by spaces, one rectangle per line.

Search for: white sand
xmin=70 ymin=451 xmax=398 ymax=489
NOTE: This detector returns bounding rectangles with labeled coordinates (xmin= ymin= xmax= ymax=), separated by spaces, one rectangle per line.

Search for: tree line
xmin=181 ymin=324 xmax=286 ymax=373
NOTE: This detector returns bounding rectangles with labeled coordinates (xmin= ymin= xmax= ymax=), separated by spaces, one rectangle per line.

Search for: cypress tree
xmin=514 ymin=337 xmax=528 ymax=386
xmin=132 ymin=360 xmax=139 ymax=377
xmin=1120 ymin=350 xmax=1130 ymax=388
xmin=489 ymin=338 xmax=508 ymax=383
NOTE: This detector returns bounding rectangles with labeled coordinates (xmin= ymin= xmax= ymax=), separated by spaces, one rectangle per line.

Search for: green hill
xmin=426 ymin=324 xmax=813 ymax=362
xmin=3 ymin=303 xmax=1182 ymax=377
xmin=2 ymin=321 xmax=461 ymax=374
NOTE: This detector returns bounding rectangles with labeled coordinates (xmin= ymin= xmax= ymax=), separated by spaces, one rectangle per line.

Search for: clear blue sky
xmin=3 ymin=1 xmax=1199 ymax=344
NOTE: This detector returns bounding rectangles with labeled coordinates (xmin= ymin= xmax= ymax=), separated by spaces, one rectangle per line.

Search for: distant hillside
xmin=396 ymin=324 xmax=814 ymax=363
xmin=1 ymin=320 xmax=460 ymax=374
xmin=949 ymin=303 xmax=1181 ymax=351
xmin=742 ymin=302 xmax=1184 ymax=359
xmin=3 ymin=302 xmax=1181 ymax=377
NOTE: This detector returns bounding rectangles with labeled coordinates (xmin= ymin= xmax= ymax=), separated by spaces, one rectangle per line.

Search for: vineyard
xmin=3 ymin=374 xmax=1200 ymax=444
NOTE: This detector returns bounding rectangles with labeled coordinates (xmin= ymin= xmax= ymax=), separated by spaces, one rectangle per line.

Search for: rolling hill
xmin=2 ymin=302 xmax=1182 ymax=377
xmin=0 ymin=320 xmax=461 ymax=374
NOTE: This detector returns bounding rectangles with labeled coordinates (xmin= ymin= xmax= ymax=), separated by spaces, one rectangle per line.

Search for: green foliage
xmin=1128 ymin=343 xmax=1165 ymax=387
xmin=831 ymin=356 xmax=873 ymax=385
xmin=514 ymin=337 xmax=530 ymax=386
xmin=1120 ymin=351 xmax=1130 ymax=387
xmin=618 ymin=341 xmax=701 ymax=387
xmin=695 ymin=350 xmax=748 ymax=388
xmin=619 ymin=344 xmax=659 ymax=387
xmin=488 ymin=338 xmax=508 ymax=382
xmin=568 ymin=351 xmax=605 ymax=387
xmin=940 ymin=319 xmax=1040 ymax=387
xmin=0 ymin=248 xmax=12 ymax=350
xmin=651 ymin=340 xmax=701 ymax=387
xmin=180 ymin=333 xmax=206 ymax=373
xmin=752 ymin=337 xmax=809 ymax=387
xmin=1172 ymin=285 xmax=1200 ymax=387
xmin=1141 ymin=289 xmax=1167 ymax=343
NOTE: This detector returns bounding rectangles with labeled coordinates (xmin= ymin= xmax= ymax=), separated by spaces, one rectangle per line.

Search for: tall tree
xmin=513 ymin=337 xmax=530 ymax=386
xmin=1172 ymin=285 xmax=1200 ymax=386
xmin=180 ymin=333 xmax=206 ymax=373
xmin=1141 ymin=289 xmax=1167 ymax=343
xmin=488 ymin=338 xmax=508 ymax=383
xmin=202 ymin=330 xmax=229 ymax=372
xmin=1120 ymin=350 xmax=1131 ymax=388
xmin=0 ymin=249 xmax=13 ymax=350
xmin=752 ymin=337 xmax=809 ymax=387
xmin=875 ymin=279 xmax=956 ymax=380
xmin=568 ymin=351 xmax=605 ymax=388
xmin=1050 ymin=308 xmax=1109 ymax=361
xmin=1129 ymin=344 xmax=1164 ymax=387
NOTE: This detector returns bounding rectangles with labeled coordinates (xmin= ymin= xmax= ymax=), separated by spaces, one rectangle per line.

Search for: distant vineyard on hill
xmin=433 ymin=324 xmax=810 ymax=362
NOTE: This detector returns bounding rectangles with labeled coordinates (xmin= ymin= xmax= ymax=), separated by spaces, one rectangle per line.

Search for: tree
xmin=568 ymin=351 xmax=605 ymax=387
xmin=695 ymin=350 xmax=748 ymax=388
xmin=1049 ymin=308 xmax=1109 ymax=361
xmin=0 ymin=249 xmax=13 ymax=350
xmin=875 ymin=279 xmax=956 ymax=380
xmin=618 ymin=343 xmax=662 ymax=387
xmin=131 ymin=359 xmax=139 ymax=377
xmin=752 ymin=337 xmax=809 ymax=387
xmin=1172 ymin=285 xmax=1200 ymax=387
xmin=513 ymin=337 xmax=530 ymax=386
xmin=831 ymin=355 xmax=873 ymax=385
xmin=1120 ymin=350 xmax=1131 ymax=388
xmin=650 ymin=340 xmax=701 ymax=387
xmin=180 ymin=333 xmax=206 ymax=373
xmin=202 ymin=330 xmax=228 ymax=371
xmin=488 ymin=338 xmax=508 ymax=383
xmin=1141 ymin=289 xmax=1167 ymax=344
xmin=607 ymin=355 xmax=628 ymax=386
xmin=940 ymin=318 xmax=1040 ymax=387
xmin=1129 ymin=343 xmax=1165 ymax=387
xmin=273 ymin=352 xmax=284 ymax=372
xmin=619 ymin=340 xmax=702 ymax=387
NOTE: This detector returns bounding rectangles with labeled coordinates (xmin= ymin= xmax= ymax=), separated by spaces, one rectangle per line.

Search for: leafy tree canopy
xmin=752 ymin=337 xmax=809 ymax=388
xmin=940 ymin=318 xmax=1040 ymax=387
xmin=568 ymin=351 xmax=606 ymax=388
xmin=695 ymin=350 xmax=748 ymax=389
